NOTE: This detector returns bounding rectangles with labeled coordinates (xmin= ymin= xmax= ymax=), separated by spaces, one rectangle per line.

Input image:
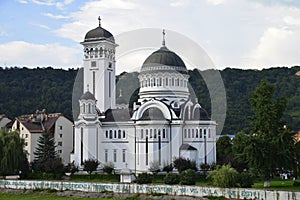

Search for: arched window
xmin=192 ymin=129 xmax=194 ymax=138
xmin=88 ymin=103 xmax=91 ymax=113
xmin=100 ymin=47 xmax=103 ymax=57
xmin=141 ymin=129 xmax=144 ymax=139
xmin=165 ymin=77 xmax=168 ymax=86
xmin=118 ymin=130 xmax=121 ymax=139
xmin=184 ymin=129 xmax=187 ymax=138
xmin=105 ymin=130 xmax=108 ymax=138
xmin=109 ymin=130 xmax=113 ymax=139
xmin=123 ymin=130 xmax=126 ymax=138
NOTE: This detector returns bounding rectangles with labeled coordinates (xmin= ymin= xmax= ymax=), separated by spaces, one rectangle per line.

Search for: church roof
xmin=101 ymin=109 xmax=132 ymax=122
xmin=80 ymin=91 xmax=96 ymax=100
xmin=84 ymin=17 xmax=114 ymax=43
xmin=141 ymin=46 xmax=188 ymax=74
xmin=180 ymin=144 xmax=197 ymax=151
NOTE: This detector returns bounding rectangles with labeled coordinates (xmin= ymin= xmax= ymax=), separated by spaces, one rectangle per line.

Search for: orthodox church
xmin=71 ymin=17 xmax=217 ymax=173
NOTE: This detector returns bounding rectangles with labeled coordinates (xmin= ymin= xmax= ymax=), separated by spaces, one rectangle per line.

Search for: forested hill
xmin=0 ymin=66 xmax=300 ymax=135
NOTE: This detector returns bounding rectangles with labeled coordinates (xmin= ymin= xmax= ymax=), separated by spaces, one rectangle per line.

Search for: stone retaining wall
xmin=0 ymin=179 xmax=299 ymax=200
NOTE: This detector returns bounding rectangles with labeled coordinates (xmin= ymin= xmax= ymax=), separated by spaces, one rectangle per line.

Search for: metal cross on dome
xmin=98 ymin=16 xmax=101 ymax=27
xmin=162 ymin=29 xmax=166 ymax=47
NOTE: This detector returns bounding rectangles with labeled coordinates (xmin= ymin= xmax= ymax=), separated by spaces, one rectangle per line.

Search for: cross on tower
xmin=98 ymin=16 xmax=101 ymax=27
xmin=162 ymin=29 xmax=166 ymax=47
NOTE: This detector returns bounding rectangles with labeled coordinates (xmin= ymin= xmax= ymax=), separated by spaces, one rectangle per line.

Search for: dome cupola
xmin=84 ymin=16 xmax=115 ymax=43
xmin=140 ymin=30 xmax=187 ymax=74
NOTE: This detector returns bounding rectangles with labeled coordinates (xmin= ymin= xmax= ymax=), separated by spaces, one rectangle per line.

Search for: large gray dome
xmin=141 ymin=46 xmax=187 ymax=74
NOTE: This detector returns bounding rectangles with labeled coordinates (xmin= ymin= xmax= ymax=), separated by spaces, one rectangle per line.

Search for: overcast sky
xmin=0 ymin=0 xmax=300 ymax=73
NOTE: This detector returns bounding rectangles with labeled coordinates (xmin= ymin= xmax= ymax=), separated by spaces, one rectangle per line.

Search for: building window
xmin=59 ymin=126 xmax=63 ymax=130
xmin=25 ymin=142 xmax=28 ymax=146
xmin=25 ymin=134 xmax=28 ymax=138
xmin=122 ymin=149 xmax=126 ymax=162
xmin=118 ymin=130 xmax=121 ymax=139
xmin=93 ymin=71 xmax=96 ymax=95
xmin=192 ymin=129 xmax=195 ymax=138
xmin=150 ymin=129 xmax=152 ymax=138
xmin=141 ymin=129 xmax=143 ymax=139
xmin=105 ymin=150 xmax=108 ymax=162
xmin=165 ymin=77 xmax=168 ymax=86
xmin=184 ymin=129 xmax=187 ymax=138
xmin=114 ymin=130 xmax=117 ymax=138
xmin=113 ymin=149 xmax=117 ymax=162
xmin=188 ymin=129 xmax=191 ymax=138
xmin=58 ymin=141 xmax=62 ymax=146
xmin=91 ymin=61 xmax=96 ymax=67
xmin=163 ymin=129 xmax=166 ymax=138
xmin=109 ymin=130 xmax=113 ymax=139
xmin=59 ymin=134 xmax=63 ymax=138
xmin=106 ymin=130 xmax=108 ymax=138
xmin=208 ymin=129 xmax=211 ymax=138
xmin=123 ymin=130 xmax=126 ymax=138
xmin=196 ymin=129 xmax=199 ymax=138
xmin=200 ymin=129 xmax=203 ymax=138
xmin=58 ymin=150 xmax=62 ymax=154
xmin=108 ymin=71 xmax=111 ymax=98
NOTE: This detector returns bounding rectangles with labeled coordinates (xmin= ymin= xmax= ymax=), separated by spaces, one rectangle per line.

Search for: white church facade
xmin=71 ymin=17 xmax=217 ymax=173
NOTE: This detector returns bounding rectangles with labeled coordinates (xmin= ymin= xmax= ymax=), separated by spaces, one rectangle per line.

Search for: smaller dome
xmin=80 ymin=91 xmax=96 ymax=100
xmin=84 ymin=17 xmax=114 ymax=43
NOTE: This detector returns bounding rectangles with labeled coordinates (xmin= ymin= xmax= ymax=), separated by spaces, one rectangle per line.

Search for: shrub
xmin=65 ymin=161 xmax=79 ymax=175
xmin=180 ymin=169 xmax=196 ymax=185
xmin=200 ymin=163 xmax=210 ymax=174
xmin=136 ymin=173 xmax=152 ymax=184
xmin=164 ymin=173 xmax=180 ymax=185
xmin=293 ymin=180 xmax=300 ymax=186
xmin=207 ymin=165 xmax=238 ymax=188
xmin=83 ymin=159 xmax=100 ymax=178
xmin=173 ymin=157 xmax=197 ymax=173
xmin=103 ymin=162 xmax=114 ymax=174
xmin=237 ymin=171 xmax=254 ymax=188
xmin=149 ymin=161 xmax=160 ymax=174
xmin=162 ymin=162 xmax=173 ymax=173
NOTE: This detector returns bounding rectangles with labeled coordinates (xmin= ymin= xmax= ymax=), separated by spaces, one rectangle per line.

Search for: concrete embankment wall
xmin=1 ymin=179 xmax=299 ymax=200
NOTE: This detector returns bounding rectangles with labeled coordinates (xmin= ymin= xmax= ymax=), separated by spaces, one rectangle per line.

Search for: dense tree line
xmin=0 ymin=66 xmax=300 ymax=134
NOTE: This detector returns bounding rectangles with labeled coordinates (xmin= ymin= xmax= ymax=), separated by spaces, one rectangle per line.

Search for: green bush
xmin=293 ymin=180 xmax=300 ymax=186
xmin=164 ymin=173 xmax=180 ymax=185
xmin=207 ymin=165 xmax=238 ymax=188
xmin=162 ymin=162 xmax=173 ymax=172
xmin=102 ymin=162 xmax=114 ymax=174
xmin=173 ymin=157 xmax=197 ymax=173
xmin=237 ymin=172 xmax=254 ymax=188
xmin=136 ymin=173 xmax=152 ymax=184
xmin=180 ymin=169 xmax=196 ymax=185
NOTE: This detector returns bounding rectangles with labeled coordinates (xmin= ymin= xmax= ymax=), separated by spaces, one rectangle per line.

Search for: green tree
xmin=83 ymin=159 xmax=99 ymax=179
xmin=245 ymin=80 xmax=294 ymax=186
xmin=231 ymin=132 xmax=250 ymax=172
xmin=0 ymin=129 xmax=27 ymax=176
xmin=33 ymin=131 xmax=58 ymax=172
xmin=216 ymin=135 xmax=233 ymax=165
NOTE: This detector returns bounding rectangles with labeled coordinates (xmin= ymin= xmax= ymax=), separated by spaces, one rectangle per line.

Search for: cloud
xmin=17 ymin=0 xmax=28 ymax=3
xmin=249 ymin=0 xmax=300 ymax=7
xmin=206 ymin=0 xmax=225 ymax=5
xmin=0 ymin=41 xmax=81 ymax=68
xmin=30 ymin=22 xmax=51 ymax=30
xmin=170 ymin=0 xmax=190 ymax=7
xmin=246 ymin=27 xmax=300 ymax=68
xmin=54 ymin=0 xmax=141 ymax=41
xmin=31 ymin=0 xmax=74 ymax=9
xmin=43 ymin=13 xmax=70 ymax=19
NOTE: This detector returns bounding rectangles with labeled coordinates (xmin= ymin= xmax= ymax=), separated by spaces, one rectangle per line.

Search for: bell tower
xmin=80 ymin=16 xmax=117 ymax=113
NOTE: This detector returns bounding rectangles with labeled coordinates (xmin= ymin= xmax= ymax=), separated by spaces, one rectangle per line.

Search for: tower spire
xmin=98 ymin=16 xmax=101 ymax=27
xmin=162 ymin=29 xmax=166 ymax=47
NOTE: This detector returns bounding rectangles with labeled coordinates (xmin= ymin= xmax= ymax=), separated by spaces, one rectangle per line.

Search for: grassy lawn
xmin=252 ymin=177 xmax=297 ymax=191
xmin=0 ymin=193 xmax=118 ymax=200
